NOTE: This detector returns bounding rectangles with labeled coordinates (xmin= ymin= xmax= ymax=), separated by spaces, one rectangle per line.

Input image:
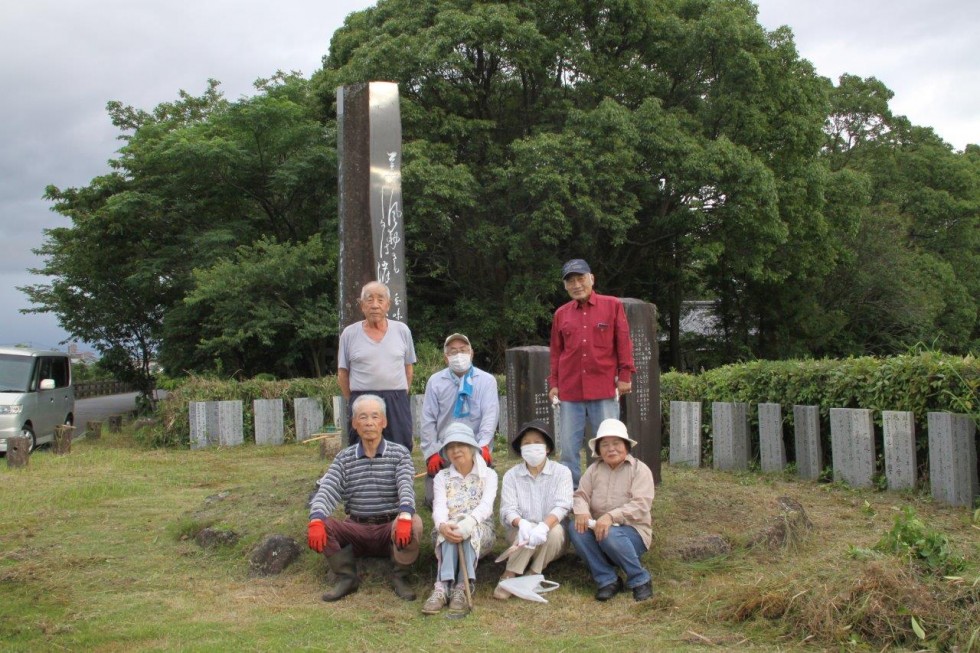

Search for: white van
xmin=0 ymin=347 xmax=74 ymax=453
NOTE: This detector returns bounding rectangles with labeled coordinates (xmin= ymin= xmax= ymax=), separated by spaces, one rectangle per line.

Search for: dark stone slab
xmin=337 ymin=82 xmax=407 ymax=329
xmin=620 ymin=298 xmax=661 ymax=484
xmin=195 ymin=527 xmax=240 ymax=549
xmin=249 ymin=535 xmax=302 ymax=576
xmin=504 ymin=346 xmax=554 ymax=452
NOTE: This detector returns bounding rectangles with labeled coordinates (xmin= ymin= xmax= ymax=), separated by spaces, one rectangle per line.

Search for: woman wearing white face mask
xmin=494 ymin=420 xmax=573 ymax=600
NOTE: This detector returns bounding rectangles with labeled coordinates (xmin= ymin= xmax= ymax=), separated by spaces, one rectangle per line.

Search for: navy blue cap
xmin=561 ymin=259 xmax=591 ymax=279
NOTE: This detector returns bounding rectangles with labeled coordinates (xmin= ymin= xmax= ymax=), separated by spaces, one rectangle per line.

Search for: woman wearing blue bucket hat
xmin=421 ymin=422 xmax=497 ymax=617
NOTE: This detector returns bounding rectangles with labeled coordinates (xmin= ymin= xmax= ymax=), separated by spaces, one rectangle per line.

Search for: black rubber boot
xmin=322 ymin=545 xmax=359 ymax=602
xmin=390 ymin=562 xmax=417 ymax=601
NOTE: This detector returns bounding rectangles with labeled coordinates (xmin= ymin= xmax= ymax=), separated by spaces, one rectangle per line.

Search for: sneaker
xmin=447 ymin=585 xmax=470 ymax=616
xmin=421 ymin=588 xmax=448 ymax=615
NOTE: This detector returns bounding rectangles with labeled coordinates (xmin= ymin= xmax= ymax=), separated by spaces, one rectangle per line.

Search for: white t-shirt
xmin=338 ymin=319 xmax=416 ymax=391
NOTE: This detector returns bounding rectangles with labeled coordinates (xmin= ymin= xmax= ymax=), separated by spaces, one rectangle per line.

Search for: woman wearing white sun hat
xmin=567 ymin=418 xmax=655 ymax=602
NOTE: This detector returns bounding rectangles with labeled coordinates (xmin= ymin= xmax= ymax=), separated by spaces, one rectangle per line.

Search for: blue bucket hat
xmin=440 ymin=422 xmax=480 ymax=459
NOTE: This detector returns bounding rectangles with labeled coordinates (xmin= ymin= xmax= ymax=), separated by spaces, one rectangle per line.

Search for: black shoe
xmin=595 ymin=578 xmax=623 ymax=601
xmin=631 ymin=580 xmax=653 ymax=602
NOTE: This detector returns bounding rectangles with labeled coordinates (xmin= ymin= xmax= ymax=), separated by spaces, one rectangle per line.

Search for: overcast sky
xmin=1 ymin=0 xmax=976 ymax=353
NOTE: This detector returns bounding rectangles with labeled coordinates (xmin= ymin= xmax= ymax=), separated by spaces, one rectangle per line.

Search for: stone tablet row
xmin=668 ymin=401 xmax=978 ymax=507
xmin=189 ymin=396 xmax=512 ymax=450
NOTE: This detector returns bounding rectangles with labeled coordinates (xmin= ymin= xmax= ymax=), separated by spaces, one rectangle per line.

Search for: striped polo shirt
xmin=309 ymin=439 xmax=416 ymax=521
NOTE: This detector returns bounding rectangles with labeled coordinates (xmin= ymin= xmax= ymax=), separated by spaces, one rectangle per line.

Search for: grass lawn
xmin=1 ymin=427 xmax=977 ymax=652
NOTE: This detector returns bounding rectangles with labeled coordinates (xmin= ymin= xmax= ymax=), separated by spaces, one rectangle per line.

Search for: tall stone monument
xmin=620 ymin=298 xmax=661 ymax=484
xmin=337 ymin=82 xmax=407 ymax=329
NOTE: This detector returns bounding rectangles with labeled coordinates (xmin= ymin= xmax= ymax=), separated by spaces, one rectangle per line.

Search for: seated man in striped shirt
xmin=307 ymin=394 xmax=423 ymax=602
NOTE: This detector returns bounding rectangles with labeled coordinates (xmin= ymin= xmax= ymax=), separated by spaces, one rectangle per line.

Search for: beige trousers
xmin=504 ymin=523 xmax=568 ymax=575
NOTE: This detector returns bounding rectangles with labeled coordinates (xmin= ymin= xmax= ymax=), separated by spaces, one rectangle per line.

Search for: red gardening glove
xmin=481 ymin=445 xmax=492 ymax=465
xmin=426 ymin=453 xmax=444 ymax=476
xmin=394 ymin=515 xmax=413 ymax=549
xmin=307 ymin=520 xmax=327 ymax=552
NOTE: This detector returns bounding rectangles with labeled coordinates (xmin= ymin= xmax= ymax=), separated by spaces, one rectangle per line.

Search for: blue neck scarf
xmin=453 ymin=367 xmax=474 ymax=418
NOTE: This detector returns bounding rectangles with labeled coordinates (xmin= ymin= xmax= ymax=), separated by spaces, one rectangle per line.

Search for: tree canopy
xmin=24 ymin=0 xmax=978 ymax=391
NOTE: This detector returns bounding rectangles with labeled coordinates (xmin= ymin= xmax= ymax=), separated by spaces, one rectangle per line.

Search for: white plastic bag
xmin=497 ymin=574 xmax=561 ymax=603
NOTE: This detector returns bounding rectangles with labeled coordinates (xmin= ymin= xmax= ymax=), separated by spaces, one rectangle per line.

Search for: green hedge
xmin=660 ymin=352 xmax=979 ymax=473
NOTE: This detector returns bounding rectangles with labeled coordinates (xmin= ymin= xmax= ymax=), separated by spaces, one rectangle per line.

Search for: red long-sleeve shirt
xmin=549 ymin=292 xmax=635 ymax=402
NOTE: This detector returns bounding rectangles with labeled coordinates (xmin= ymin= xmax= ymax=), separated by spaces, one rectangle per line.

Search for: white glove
xmin=456 ymin=515 xmax=477 ymax=539
xmin=527 ymin=521 xmax=550 ymax=547
xmin=517 ymin=518 xmax=535 ymax=544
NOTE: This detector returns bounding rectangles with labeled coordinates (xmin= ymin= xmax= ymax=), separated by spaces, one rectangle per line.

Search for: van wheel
xmin=21 ymin=425 xmax=36 ymax=453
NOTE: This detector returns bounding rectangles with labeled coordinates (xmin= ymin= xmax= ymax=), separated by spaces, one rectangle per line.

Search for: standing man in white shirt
xmin=419 ymin=333 xmax=499 ymax=507
xmin=338 ymin=281 xmax=417 ymax=450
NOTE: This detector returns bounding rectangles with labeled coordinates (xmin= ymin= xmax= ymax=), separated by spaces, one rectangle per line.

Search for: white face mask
xmin=521 ymin=443 xmax=548 ymax=467
xmin=448 ymin=353 xmax=472 ymax=374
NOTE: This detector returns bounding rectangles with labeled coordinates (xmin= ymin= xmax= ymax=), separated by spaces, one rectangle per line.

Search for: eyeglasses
xmin=446 ymin=347 xmax=470 ymax=355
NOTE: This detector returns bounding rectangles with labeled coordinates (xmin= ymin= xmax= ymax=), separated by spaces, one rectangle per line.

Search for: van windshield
xmin=0 ymin=354 xmax=36 ymax=392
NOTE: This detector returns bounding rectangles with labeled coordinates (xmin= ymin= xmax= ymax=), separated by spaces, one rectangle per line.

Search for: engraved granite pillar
xmin=620 ymin=298 xmax=661 ymax=484
xmin=337 ymin=82 xmax=407 ymax=329
xmin=830 ymin=408 xmax=875 ymax=488
xmin=505 ymin=346 xmax=554 ymax=451
xmin=669 ymin=401 xmax=701 ymax=467
xmin=254 ymin=399 xmax=284 ymax=446
xmin=294 ymin=398 xmax=324 ymax=443
xmin=758 ymin=403 xmax=786 ymax=472
xmin=882 ymin=410 xmax=916 ymax=490
xmin=793 ymin=405 xmax=822 ymax=480
xmin=410 ymin=394 xmax=425 ymax=444
xmin=927 ymin=412 xmax=979 ymax=507
xmin=712 ymin=402 xmax=750 ymax=471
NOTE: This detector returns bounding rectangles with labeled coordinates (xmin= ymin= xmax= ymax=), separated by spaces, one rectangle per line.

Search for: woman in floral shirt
xmin=422 ymin=423 xmax=497 ymax=617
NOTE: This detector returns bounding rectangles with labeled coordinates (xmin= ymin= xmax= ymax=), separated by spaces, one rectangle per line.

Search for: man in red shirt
xmin=548 ymin=259 xmax=635 ymax=487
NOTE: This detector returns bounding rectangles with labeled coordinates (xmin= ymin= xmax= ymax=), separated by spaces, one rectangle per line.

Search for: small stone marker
xmin=409 ymin=394 xmax=425 ymax=444
xmin=712 ymin=402 xmax=750 ymax=471
xmin=504 ymin=346 xmax=554 ymax=451
xmin=53 ymin=425 xmax=75 ymax=454
xmin=108 ymin=415 xmax=122 ymax=432
xmin=829 ymin=408 xmax=875 ymax=488
xmin=497 ymin=398 xmax=508 ymax=441
xmin=332 ymin=396 xmax=349 ymax=446
xmin=927 ymin=412 xmax=979 ymax=507
xmin=86 ymin=420 xmax=103 ymax=440
xmin=758 ymin=403 xmax=786 ymax=472
xmin=189 ymin=401 xmax=210 ymax=449
xmin=5 ymin=435 xmax=30 ymax=468
xmin=254 ymin=399 xmax=284 ymax=446
xmin=882 ymin=410 xmax=916 ymax=490
xmin=294 ymin=398 xmax=324 ymax=443
xmin=669 ymin=401 xmax=702 ymax=467
xmin=793 ymin=405 xmax=822 ymax=480
xmin=216 ymin=401 xmax=244 ymax=447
